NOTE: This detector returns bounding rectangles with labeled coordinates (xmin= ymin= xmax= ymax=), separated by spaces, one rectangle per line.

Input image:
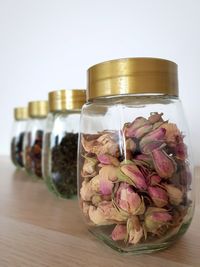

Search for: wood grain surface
xmin=0 ymin=156 xmax=199 ymax=267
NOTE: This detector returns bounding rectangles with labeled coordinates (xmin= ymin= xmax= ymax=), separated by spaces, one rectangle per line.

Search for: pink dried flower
xmin=119 ymin=164 xmax=147 ymax=190
xmin=125 ymin=138 xmax=137 ymax=152
xmin=148 ymin=112 xmax=164 ymax=124
xmin=148 ymin=186 xmax=168 ymax=207
xmin=80 ymin=181 xmax=95 ymax=201
xmin=111 ymin=224 xmax=127 ymax=241
xmin=97 ymin=154 xmax=120 ymax=166
xmin=148 ymin=174 xmax=161 ymax=185
xmin=124 ymin=117 xmax=152 ymax=138
xmin=116 ymin=183 xmax=145 ymax=215
xmin=99 ymin=165 xmax=118 ymax=182
xmin=164 ymin=184 xmax=184 ymax=205
xmin=140 ymin=128 xmax=166 ymax=154
xmin=151 ymin=148 xmax=177 ymax=178
xmin=127 ymin=216 xmax=143 ymax=244
xmin=81 ymin=156 xmax=97 ymax=178
xmin=134 ymin=154 xmax=153 ymax=167
xmin=81 ymin=133 xmax=119 ymax=157
xmin=145 ymin=207 xmax=172 ymax=234
xmin=88 ymin=201 xmax=127 ymax=225
xmin=160 ymin=123 xmax=181 ymax=145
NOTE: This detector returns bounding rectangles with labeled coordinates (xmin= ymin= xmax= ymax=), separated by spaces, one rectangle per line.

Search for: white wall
xmin=0 ymin=0 xmax=200 ymax=166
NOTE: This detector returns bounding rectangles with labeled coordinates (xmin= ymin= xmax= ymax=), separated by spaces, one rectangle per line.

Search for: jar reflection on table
xmin=42 ymin=89 xmax=86 ymax=198
xmin=23 ymin=100 xmax=48 ymax=179
xmin=11 ymin=107 xmax=28 ymax=168
xmin=78 ymin=58 xmax=195 ymax=254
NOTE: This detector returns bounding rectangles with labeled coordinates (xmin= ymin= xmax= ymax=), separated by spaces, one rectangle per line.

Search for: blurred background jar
xmin=78 ymin=58 xmax=195 ymax=254
xmin=11 ymin=107 xmax=28 ymax=168
xmin=42 ymin=89 xmax=86 ymax=198
xmin=24 ymin=100 xmax=48 ymax=178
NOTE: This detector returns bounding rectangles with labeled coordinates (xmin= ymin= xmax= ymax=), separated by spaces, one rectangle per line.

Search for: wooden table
xmin=0 ymin=156 xmax=199 ymax=267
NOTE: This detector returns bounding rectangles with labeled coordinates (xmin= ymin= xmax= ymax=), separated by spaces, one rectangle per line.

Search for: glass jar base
xmin=88 ymin=221 xmax=191 ymax=255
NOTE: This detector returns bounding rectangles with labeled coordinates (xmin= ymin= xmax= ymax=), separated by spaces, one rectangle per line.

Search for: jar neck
xmin=50 ymin=109 xmax=81 ymax=115
xmin=88 ymin=93 xmax=178 ymax=104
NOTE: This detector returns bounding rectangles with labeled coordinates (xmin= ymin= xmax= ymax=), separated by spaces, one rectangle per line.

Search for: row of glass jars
xmin=11 ymin=89 xmax=86 ymax=199
xmin=11 ymin=57 xmax=195 ymax=254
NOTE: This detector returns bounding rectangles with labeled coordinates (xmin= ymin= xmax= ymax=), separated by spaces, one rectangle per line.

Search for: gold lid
xmin=87 ymin=57 xmax=179 ymax=100
xmin=14 ymin=107 xmax=29 ymax=120
xmin=48 ymin=89 xmax=86 ymax=112
xmin=28 ymin=101 xmax=48 ymax=118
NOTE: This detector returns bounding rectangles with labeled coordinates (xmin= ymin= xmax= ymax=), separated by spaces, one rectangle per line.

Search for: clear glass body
xmin=42 ymin=110 xmax=80 ymax=198
xmin=78 ymin=94 xmax=195 ymax=254
xmin=11 ymin=119 xmax=27 ymax=168
xmin=23 ymin=117 xmax=46 ymax=178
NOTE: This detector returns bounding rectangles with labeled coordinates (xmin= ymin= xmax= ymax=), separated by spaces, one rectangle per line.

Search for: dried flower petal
xmin=127 ymin=216 xmax=143 ymax=244
xmin=81 ymin=133 xmax=119 ymax=157
xmin=160 ymin=123 xmax=181 ymax=145
xmin=81 ymin=156 xmax=98 ymax=178
xmin=80 ymin=180 xmax=95 ymax=201
xmin=125 ymin=138 xmax=137 ymax=152
xmin=116 ymin=183 xmax=145 ymax=215
xmin=151 ymin=148 xmax=177 ymax=178
xmin=99 ymin=165 xmax=118 ymax=182
xmin=148 ymin=186 xmax=168 ymax=207
xmin=148 ymin=174 xmax=161 ymax=185
xmin=120 ymin=164 xmax=147 ymax=190
xmin=148 ymin=112 xmax=164 ymax=124
xmin=89 ymin=201 xmax=127 ymax=225
xmin=140 ymin=128 xmax=166 ymax=154
xmin=111 ymin=224 xmax=127 ymax=241
xmin=164 ymin=184 xmax=184 ymax=205
xmin=145 ymin=207 xmax=172 ymax=234
xmin=97 ymin=154 xmax=120 ymax=166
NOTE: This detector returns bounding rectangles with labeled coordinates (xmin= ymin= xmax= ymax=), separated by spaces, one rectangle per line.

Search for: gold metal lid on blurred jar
xmin=48 ymin=89 xmax=86 ymax=112
xmin=28 ymin=101 xmax=48 ymax=118
xmin=14 ymin=107 xmax=29 ymax=121
xmin=87 ymin=57 xmax=179 ymax=100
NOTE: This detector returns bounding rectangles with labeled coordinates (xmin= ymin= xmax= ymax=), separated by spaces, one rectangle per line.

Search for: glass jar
xmin=78 ymin=58 xmax=195 ymax=254
xmin=43 ymin=89 xmax=86 ymax=198
xmin=24 ymin=100 xmax=48 ymax=178
xmin=11 ymin=107 xmax=28 ymax=168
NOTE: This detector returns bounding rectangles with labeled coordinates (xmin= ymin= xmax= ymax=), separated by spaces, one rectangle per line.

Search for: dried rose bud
xmin=160 ymin=123 xmax=182 ymax=145
xmin=148 ymin=112 xmax=164 ymax=124
xmin=115 ymin=183 xmax=145 ymax=215
xmin=124 ymin=117 xmax=152 ymax=138
xmin=90 ymin=175 xmax=101 ymax=192
xmin=80 ymin=181 xmax=95 ymax=201
xmin=96 ymin=133 xmax=119 ymax=156
xmin=111 ymin=224 xmax=127 ymax=241
xmin=99 ymin=176 xmax=113 ymax=195
xmin=148 ymin=186 xmax=168 ymax=207
xmin=81 ymin=156 xmax=98 ymax=178
xmin=151 ymin=148 xmax=177 ymax=178
xmin=119 ymin=164 xmax=147 ymax=190
xmin=97 ymin=154 xmax=120 ymax=166
xmin=88 ymin=201 xmax=127 ymax=225
xmin=99 ymin=165 xmax=118 ymax=182
xmin=127 ymin=216 xmax=143 ymax=244
xmin=125 ymin=138 xmax=137 ymax=152
xmin=81 ymin=133 xmax=119 ymax=157
xmin=130 ymin=124 xmax=153 ymax=139
xmin=148 ymin=174 xmax=161 ymax=185
xmin=91 ymin=195 xmax=102 ymax=206
xmin=145 ymin=207 xmax=172 ymax=234
xmin=174 ymin=142 xmax=187 ymax=160
xmin=140 ymin=128 xmax=166 ymax=154
xmin=135 ymin=154 xmax=153 ymax=167
xmin=164 ymin=184 xmax=184 ymax=205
